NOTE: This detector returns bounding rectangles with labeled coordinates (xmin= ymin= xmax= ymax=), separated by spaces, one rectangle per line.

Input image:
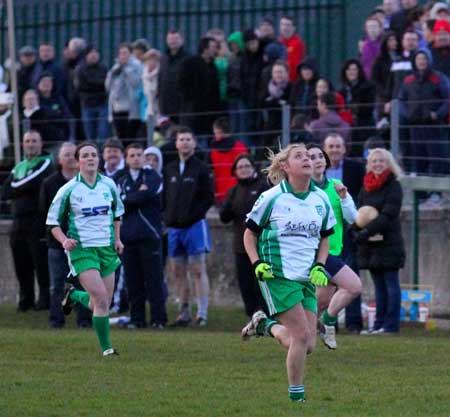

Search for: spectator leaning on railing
xmin=399 ymin=48 xmax=450 ymax=204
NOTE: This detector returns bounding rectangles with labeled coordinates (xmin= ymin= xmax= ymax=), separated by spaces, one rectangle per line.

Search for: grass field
xmin=0 ymin=304 xmax=449 ymax=417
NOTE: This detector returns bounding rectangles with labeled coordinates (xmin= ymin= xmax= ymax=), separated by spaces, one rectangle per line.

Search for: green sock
xmin=92 ymin=316 xmax=112 ymax=353
xmin=289 ymin=385 xmax=305 ymax=401
xmin=321 ymin=309 xmax=337 ymax=326
xmin=256 ymin=318 xmax=278 ymax=337
xmin=70 ymin=290 xmax=90 ymax=310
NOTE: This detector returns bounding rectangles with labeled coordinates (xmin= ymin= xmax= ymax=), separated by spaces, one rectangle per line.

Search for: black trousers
xmin=10 ymin=219 xmax=49 ymax=309
xmin=341 ymin=234 xmax=363 ymax=331
xmin=112 ymin=112 xmax=143 ymax=147
xmin=235 ymin=253 xmax=266 ymax=318
xmin=122 ymin=239 xmax=167 ymax=326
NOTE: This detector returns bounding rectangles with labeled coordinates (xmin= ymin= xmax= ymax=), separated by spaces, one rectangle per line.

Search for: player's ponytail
xmin=263 ymin=143 xmax=306 ymax=185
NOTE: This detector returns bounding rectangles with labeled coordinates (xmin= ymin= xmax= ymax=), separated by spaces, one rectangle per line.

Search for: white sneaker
xmin=241 ymin=310 xmax=267 ymax=341
xmin=102 ymin=348 xmax=119 ymax=357
xmin=320 ymin=324 xmax=337 ymax=349
xmin=360 ymin=327 xmax=385 ymax=335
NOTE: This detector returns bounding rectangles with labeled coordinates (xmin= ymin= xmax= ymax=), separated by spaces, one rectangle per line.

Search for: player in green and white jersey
xmin=46 ymin=142 xmax=124 ymax=357
xmin=241 ymin=143 xmax=336 ymax=403
xmin=307 ymin=143 xmax=362 ymax=350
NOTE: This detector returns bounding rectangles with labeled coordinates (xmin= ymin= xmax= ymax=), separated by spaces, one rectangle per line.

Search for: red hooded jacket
xmin=210 ymin=137 xmax=248 ymax=203
xmin=280 ymin=34 xmax=306 ymax=82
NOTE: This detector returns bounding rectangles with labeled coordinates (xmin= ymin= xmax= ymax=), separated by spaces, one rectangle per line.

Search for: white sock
xmin=196 ymin=296 xmax=209 ymax=320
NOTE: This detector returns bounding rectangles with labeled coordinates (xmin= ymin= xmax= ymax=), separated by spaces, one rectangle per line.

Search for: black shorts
xmin=325 ymin=255 xmax=346 ymax=278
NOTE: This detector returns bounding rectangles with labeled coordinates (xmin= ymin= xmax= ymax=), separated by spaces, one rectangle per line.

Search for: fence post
xmin=6 ymin=0 xmax=21 ymax=165
xmin=281 ymin=101 xmax=291 ymax=149
xmin=146 ymin=115 xmax=155 ymax=148
xmin=390 ymin=99 xmax=400 ymax=161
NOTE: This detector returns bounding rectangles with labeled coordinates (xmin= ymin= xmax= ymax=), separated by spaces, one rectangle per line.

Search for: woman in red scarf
xmin=350 ymin=148 xmax=405 ymax=334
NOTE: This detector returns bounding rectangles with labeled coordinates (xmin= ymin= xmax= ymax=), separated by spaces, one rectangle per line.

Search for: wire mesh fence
xmin=2 ymin=97 xmax=450 ymax=216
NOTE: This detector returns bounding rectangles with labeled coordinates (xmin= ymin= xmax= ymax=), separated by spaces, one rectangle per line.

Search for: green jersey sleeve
xmin=46 ymin=183 xmax=73 ymax=227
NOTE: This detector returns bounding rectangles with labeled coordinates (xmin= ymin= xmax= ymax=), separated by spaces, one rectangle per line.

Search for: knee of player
xmin=349 ymin=277 xmax=363 ymax=296
xmin=306 ymin=339 xmax=316 ymax=355
xmin=291 ymin=327 xmax=309 ymax=346
xmin=91 ymin=291 xmax=109 ymax=310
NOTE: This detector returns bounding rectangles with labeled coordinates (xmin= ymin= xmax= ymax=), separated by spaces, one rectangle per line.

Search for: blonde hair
xmin=143 ymin=48 xmax=161 ymax=62
xmin=263 ymin=143 xmax=306 ymax=185
xmin=366 ymin=148 xmax=403 ymax=178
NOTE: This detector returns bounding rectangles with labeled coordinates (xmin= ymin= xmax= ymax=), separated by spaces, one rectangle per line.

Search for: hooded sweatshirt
xmin=209 ymin=135 xmax=248 ymax=203
xmin=399 ymin=48 xmax=450 ymax=124
xmin=227 ymin=32 xmax=244 ymax=99
xmin=144 ymin=146 xmax=163 ymax=175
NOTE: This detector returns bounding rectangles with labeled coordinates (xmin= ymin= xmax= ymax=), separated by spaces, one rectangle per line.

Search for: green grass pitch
xmin=0 ymin=305 xmax=449 ymax=417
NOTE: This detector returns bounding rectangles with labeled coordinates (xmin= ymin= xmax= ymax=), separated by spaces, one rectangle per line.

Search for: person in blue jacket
xmin=115 ymin=142 xmax=167 ymax=329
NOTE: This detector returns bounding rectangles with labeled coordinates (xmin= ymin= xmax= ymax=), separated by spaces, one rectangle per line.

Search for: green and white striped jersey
xmin=46 ymin=173 xmax=124 ymax=248
xmin=246 ymin=179 xmax=336 ymax=281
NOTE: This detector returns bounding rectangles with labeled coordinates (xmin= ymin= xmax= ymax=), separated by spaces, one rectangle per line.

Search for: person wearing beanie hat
xmin=74 ymin=45 xmax=109 ymax=143
xmin=433 ymin=18 xmax=450 ymax=35
xmin=259 ymin=41 xmax=289 ymax=99
xmin=399 ymin=48 xmax=450 ymax=198
xmin=17 ymin=46 xmax=38 ymax=101
xmin=431 ymin=19 xmax=450 ymax=76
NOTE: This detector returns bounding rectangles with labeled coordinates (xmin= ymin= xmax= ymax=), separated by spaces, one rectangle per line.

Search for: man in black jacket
xmin=2 ymin=131 xmax=54 ymax=311
xmin=163 ymin=127 xmax=214 ymax=326
xmin=389 ymin=0 xmax=420 ymax=37
xmin=324 ymin=133 xmax=365 ymax=332
xmin=39 ymin=142 xmax=91 ymax=328
xmin=115 ymin=143 xmax=167 ymax=329
xmin=176 ymin=37 xmax=220 ymax=142
xmin=158 ymin=30 xmax=190 ymax=122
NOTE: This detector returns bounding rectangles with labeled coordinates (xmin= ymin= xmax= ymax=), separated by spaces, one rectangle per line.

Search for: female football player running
xmin=307 ymin=143 xmax=361 ymax=350
xmin=47 ymin=142 xmax=124 ymax=357
xmin=241 ymin=143 xmax=336 ymax=402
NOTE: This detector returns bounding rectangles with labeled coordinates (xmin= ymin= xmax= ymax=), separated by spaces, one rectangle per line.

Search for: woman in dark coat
xmin=371 ymin=31 xmax=401 ymax=100
xmin=350 ymin=148 xmax=405 ymax=334
xmin=219 ymin=154 xmax=269 ymax=317
xmin=339 ymin=59 xmax=376 ymax=156
xmin=288 ymin=57 xmax=319 ymax=115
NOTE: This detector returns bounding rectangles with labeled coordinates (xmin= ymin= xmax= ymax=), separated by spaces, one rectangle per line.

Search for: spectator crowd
xmin=0 ymin=1 xmax=448 ymax=333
